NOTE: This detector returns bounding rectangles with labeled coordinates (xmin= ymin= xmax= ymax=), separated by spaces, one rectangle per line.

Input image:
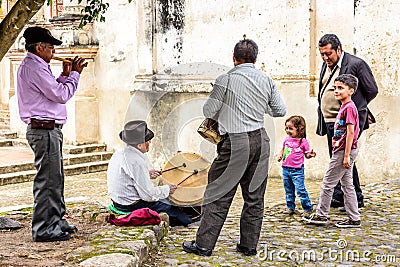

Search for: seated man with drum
xmin=107 ymin=120 xmax=194 ymax=226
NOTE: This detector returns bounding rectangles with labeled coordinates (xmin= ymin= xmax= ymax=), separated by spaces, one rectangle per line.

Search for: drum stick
xmin=162 ymin=163 xmax=186 ymax=173
xmin=177 ymin=169 xmax=198 ymax=186
xmin=52 ymin=56 xmax=72 ymax=63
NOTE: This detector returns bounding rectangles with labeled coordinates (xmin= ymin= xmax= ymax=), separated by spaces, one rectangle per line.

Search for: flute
xmin=52 ymin=56 xmax=72 ymax=63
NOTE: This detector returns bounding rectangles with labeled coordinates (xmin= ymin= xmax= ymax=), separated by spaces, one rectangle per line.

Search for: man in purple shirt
xmin=17 ymin=26 xmax=87 ymax=242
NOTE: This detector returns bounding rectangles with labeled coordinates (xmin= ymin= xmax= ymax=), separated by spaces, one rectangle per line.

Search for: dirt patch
xmin=0 ymin=211 xmax=107 ymax=267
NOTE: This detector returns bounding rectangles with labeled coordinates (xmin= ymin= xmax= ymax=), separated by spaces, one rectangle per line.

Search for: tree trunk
xmin=0 ymin=0 xmax=46 ymax=61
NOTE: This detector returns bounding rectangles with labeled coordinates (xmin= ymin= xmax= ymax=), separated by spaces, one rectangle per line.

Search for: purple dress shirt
xmin=17 ymin=52 xmax=81 ymax=125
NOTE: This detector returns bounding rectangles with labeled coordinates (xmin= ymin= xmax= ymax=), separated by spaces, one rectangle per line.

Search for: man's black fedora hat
xmin=119 ymin=120 xmax=154 ymax=146
xmin=23 ymin=26 xmax=62 ymax=46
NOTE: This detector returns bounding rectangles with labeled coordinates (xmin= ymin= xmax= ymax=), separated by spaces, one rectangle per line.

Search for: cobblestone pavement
xmin=148 ymin=177 xmax=400 ymax=267
xmin=0 ymin=172 xmax=399 ymax=266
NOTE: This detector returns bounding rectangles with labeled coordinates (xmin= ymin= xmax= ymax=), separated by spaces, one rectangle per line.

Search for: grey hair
xmin=25 ymin=42 xmax=45 ymax=53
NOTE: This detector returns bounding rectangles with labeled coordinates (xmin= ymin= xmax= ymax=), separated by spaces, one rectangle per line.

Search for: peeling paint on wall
xmin=157 ymin=0 xmax=185 ymax=65
xmin=158 ymin=0 xmax=185 ymax=34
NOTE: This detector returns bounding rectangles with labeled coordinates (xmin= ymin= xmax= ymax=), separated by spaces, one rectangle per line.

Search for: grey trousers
xmin=316 ymin=149 xmax=360 ymax=221
xmin=26 ymin=125 xmax=69 ymax=241
xmin=196 ymin=128 xmax=270 ymax=250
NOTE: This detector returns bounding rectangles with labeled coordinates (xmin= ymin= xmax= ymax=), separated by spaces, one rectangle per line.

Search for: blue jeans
xmin=282 ymin=166 xmax=313 ymax=212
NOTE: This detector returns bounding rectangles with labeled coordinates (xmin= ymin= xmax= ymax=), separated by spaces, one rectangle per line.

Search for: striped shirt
xmin=107 ymin=145 xmax=170 ymax=205
xmin=203 ymin=63 xmax=286 ymax=134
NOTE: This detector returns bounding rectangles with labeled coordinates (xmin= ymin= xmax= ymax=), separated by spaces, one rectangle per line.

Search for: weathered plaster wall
xmin=353 ymin=0 xmax=400 ymax=179
xmin=2 ymin=0 xmax=399 ymax=181
xmin=158 ymin=0 xmax=311 ymax=76
xmin=128 ymin=0 xmax=399 ymax=180
xmin=93 ymin=0 xmax=139 ymax=149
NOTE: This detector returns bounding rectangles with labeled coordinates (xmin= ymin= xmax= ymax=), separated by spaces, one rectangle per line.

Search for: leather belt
xmin=29 ymin=123 xmax=63 ymax=129
xmin=29 ymin=118 xmax=63 ymax=130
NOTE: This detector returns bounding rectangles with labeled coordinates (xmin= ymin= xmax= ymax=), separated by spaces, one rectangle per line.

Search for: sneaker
xmin=302 ymin=210 xmax=313 ymax=217
xmin=302 ymin=213 xmax=329 ymax=225
xmin=285 ymin=208 xmax=295 ymax=216
xmin=335 ymin=219 xmax=361 ymax=228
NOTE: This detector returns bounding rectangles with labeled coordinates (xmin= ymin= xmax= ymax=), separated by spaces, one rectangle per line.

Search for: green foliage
xmin=78 ymin=0 xmax=110 ymax=28
xmin=0 ymin=0 xmax=131 ymax=28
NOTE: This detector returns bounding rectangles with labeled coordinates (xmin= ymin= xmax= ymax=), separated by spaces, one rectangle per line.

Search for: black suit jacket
xmin=316 ymin=52 xmax=379 ymax=136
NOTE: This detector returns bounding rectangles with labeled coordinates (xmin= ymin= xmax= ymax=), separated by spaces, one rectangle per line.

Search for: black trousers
xmin=196 ymin=128 xmax=270 ymax=250
xmin=325 ymin=122 xmax=363 ymax=203
xmin=26 ymin=125 xmax=70 ymax=241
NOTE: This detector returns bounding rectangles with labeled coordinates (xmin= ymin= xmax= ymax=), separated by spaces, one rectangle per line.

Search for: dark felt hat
xmin=23 ymin=26 xmax=62 ymax=46
xmin=119 ymin=120 xmax=154 ymax=145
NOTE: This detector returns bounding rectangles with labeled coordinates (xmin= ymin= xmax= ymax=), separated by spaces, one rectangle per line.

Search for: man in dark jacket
xmin=316 ymin=34 xmax=378 ymax=208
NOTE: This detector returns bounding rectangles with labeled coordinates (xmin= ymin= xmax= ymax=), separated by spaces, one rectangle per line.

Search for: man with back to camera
xmin=182 ymin=38 xmax=286 ymax=256
xmin=316 ymin=34 xmax=378 ymax=209
xmin=17 ymin=26 xmax=87 ymax=242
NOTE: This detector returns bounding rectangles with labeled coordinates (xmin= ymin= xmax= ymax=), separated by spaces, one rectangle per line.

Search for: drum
xmin=159 ymin=152 xmax=210 ymax=207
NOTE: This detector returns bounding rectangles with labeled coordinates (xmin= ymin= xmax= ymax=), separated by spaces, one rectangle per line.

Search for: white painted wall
xmin=93 ymin=0 xmax=139 ymax=149
xmin=91 ymin=0 xmax=400 ymax=180
xmin=354 ymin=0 xmax=400 ymax=179
xmin=1 ymin=0 xmax=399 ymax=180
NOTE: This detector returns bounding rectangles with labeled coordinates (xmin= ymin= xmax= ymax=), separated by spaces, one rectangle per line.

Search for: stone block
xmin=0 ymin=216 xmax=22 ymax=229
xmin=78 ymin=253 xmax=138 ymax=267
xmin=139 ymin=229 xmax=157 ymax=250
xmin=117 ymin=240 xmax=148 ymax=261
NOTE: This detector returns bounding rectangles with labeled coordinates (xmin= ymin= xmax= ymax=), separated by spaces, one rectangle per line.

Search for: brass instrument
xmin=52 ymin=56 xmax=72 ymax=63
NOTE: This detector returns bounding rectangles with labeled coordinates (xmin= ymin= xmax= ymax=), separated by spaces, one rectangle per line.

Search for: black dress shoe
xmin=63 ymin=225 xmax=78 ymax=234
xmin=35 ymin=232 xmax=71 ymax=242
xmin=236 ymin=243 xmax=257 ymax=256
xmin=182 ymin=241 xmax=212 ymax=256
xmin=330 ymin=199 xmax=344 ymax=208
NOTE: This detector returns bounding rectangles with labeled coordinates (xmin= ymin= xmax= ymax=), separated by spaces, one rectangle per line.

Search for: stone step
xmin=0 ymin=139 xmax=107 ymax=155
xmin=0 ymin=139 xmax=27 ymax=147
xmin=1 ymin=132 xmax=18 ymax=139
xmin=0 ymin=109 xmax=10 ymax=128
xmin=0 ymin=124 xmax=11 ymax=131
xmin=0 ymin=139 xmax=13 ymax=147
xmin=0 ymin=117 xmax=9 ymax=124
xmin=0 ymin=151 xmax=113 ymax=175
xmin=0 ymin=161 xmax=110 ymax=186
xmin=63 ymin=143 xmax=107 ymax=154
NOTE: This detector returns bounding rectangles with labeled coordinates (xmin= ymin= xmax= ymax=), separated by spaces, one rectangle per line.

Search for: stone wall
xmin=1 ymin=0 xmax=399 ymax=180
